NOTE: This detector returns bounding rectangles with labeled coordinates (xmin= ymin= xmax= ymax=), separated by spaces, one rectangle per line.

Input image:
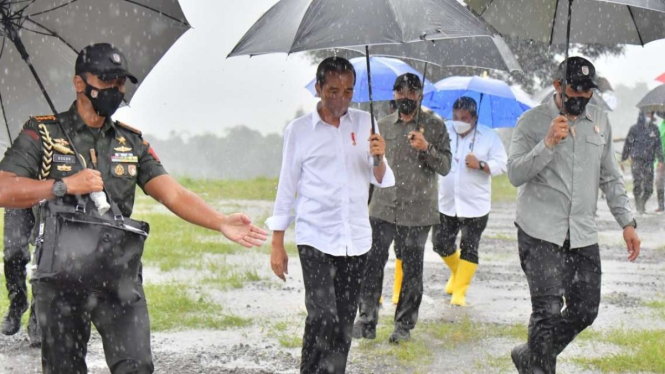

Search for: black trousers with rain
xmin=432 ymin=213 xmax=489 ymax=264
xmin=631 ymin=159 xmax=654 ymax=213
xmin=517 ymin=227 xmax=601 ymax=374
xmin=33 ymin=282 xmax=153 ymax=374
xmin=656 ymin=165 xmax=665 ymax=211
xmin=298 ymin=245 xmax=367 ymax=374
xmin=357 ymin=218 xmax=430 ymax=331
xmin=3 ymin=208 xmax=37 ymax=326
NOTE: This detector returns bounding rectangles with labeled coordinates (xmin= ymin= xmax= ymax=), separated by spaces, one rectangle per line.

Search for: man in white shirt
xmin=267 ymin=57 xmax=394 ymax=374
xmin=433 ymin=97 xmax=507 ymax=307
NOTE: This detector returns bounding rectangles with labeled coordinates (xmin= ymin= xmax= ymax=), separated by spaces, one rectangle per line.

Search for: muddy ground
xmin=1 ymin=195 xmax=664 ymax=373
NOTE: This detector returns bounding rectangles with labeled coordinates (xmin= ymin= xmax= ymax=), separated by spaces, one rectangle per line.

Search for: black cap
xmin=393 ymin=73 xmax=423 ymax=91
xmin=556 ymin=57 xmax=597 ymax=91
xmin=75 ymin=43 xmax=138 ymax=84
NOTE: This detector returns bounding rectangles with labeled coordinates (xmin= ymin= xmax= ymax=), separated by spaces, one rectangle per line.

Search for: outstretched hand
xmin=220 ymin=213 xmax=268 ymax=248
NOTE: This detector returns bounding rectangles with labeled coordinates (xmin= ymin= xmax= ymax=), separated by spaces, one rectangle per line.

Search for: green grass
xmin=201 ymin=261 xmax=264 ymax=290
xmin=574 ymin=329 xmax=665 ymax=373
xmin=176 ymin=176 xmax=278 ymax=201
xmin=267 ymin=319 xmax=303 ymax=349
xmin=358 ymin=324 xmax=433 ymax=367
xmin=491 ymin=174 xmax=517 ymax=203
xmin=145 ymin=283 xmax=252 ymax=331
xmin=135 ymin=212 xmax=248 ymax=271
xmin=644 ymin=297 xmax=665 ymax=319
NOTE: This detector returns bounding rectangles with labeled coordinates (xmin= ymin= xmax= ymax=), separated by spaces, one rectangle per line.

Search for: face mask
xmin=83 ymin=81 xmax=124 ymax=117
xmin=396 ymin=99 xmax=418 ymax=115
xmin=563 ymin=95 xmax=591 ymax=116
xmin=450 ymin=120 xmax=472 ymax=134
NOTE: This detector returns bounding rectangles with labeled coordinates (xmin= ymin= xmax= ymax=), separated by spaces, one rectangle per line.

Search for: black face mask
xmin=396 ymin=98 xmax=418 ymax=115
xmin=563 ymin=95 xmax=591 ymax=116
xmin=83 ymin=81 xmax=124 ymax=118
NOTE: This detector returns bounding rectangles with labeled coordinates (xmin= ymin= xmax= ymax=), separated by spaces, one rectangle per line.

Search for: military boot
xmin=2 ymin=259 xmax=29 ymax=335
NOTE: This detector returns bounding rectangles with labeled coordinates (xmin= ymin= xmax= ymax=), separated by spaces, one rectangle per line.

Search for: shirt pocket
xmin=48 ymin=153 xmax=82 ymax=179
xmin=585 ymin=134 xmax=606 ymax=161
xmin=108 ymin=162 xmax=138 ymax=199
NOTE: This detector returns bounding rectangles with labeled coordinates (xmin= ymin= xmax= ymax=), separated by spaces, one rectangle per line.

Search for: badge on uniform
xmin=114 ymin=164 xmax=125 ymax=176
xmin=111 ymin=153 xmax=139 ymax=163
xmin=114 ymin=146 xmax=133 ymax=152
xmin=128 ymin=165 xmax=137 ymax=177
xmin=57 ymin=165 xmax=72 ymax=172
xmin=594 ymin=126 xmax=600 ymax=133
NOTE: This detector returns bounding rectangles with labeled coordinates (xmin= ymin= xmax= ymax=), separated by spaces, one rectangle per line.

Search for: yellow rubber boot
xmin=442 ymin=251 xmax=461 ymax=295
xmin=450 ymin=260 xmax=478 ymax=307
xmin=391 ymin=259 xmax=403 ymax=305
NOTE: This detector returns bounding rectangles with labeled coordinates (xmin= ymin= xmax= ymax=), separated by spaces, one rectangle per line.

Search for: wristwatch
xmin=478 ymin=161 xmax=487 ymax=170
xmin=52 ymin=178 xmax=67 ymax=198
xmin=624 ymin=219 xmax=637 ymax=230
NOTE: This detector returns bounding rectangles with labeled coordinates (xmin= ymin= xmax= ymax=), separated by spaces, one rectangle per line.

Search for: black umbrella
xmin=0 ymin=0 xmax=191 ymax=149
xmin=636 ymin=84 xmax=665 ymax=112
xmin=466 ymin=0 xmax=665 ymax=112
xmin=228 ymin=0 xmax=498 ymax=164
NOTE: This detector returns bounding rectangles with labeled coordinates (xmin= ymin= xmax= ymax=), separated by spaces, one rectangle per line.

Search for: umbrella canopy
xmin=0 ymin=0 xmax=190 ymax=148
xmin=636 ymin=84 xmax=665 ymax=112
xmin=228 ymin=0 xmax=492 ymax=57
xmin=422 ymin=76 xmax=536 ymax=128
xmin=656 ymin=72 xmax=665 ymax=84
xmin=466 ymin=0 xmax=665 ymax=46
xmin=305 ymin=57 xmax=436 ymax=102
xmin=345 ymin=35 xmax=521 ymax=73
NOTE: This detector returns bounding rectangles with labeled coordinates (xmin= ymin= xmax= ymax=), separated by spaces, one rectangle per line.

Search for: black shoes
xmin=388 ymin=327 xmax=410 ymax=344
xmin=1 ymin=302 xmax=27 ymax=336
xmin=511 ymin=343 xmax=533 ymax=374
xmin=352 ymin=321 xmax=376 ymax=340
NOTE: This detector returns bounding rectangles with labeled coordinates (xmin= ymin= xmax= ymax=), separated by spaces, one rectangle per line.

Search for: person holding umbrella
xmin=353 ymin=73 xmax=452 ymax=344
xmin=621 ymin=111 xmax=664 ymax=214
xmin=268 ymin=57 xmax=393 ymax=374
xmin=0 ymin=43 xmax=267 ymax=374
xmin=654 ymin=112 xmax=665 ymax=213
xmin=507 ymin=57 xmax=640 ymax=374
xmin=432 ymin=96 xmax=507 ymax=307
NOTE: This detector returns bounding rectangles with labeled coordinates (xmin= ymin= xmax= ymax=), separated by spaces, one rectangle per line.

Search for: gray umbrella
xmin=636 ymin=84 xmax=665 ymax=112
xmin=346 ymin=35 xmax=521 ymax=73
xmin=229 ymin=0 xmax=496 ymax=164
xmin=466 ymin=0 xmax=665 ymax=113
xmin=0 ymin=0 xmax=190 ymax=149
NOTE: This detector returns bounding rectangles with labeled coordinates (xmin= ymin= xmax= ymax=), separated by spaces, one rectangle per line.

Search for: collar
xmin=68 ymin=101 xmax=115 ymax=133
xmin=547 ymin=94 xmax=593 ymax=122
xmin=312 ymin=102 xmax=354 ymax=129
xmin=394 ymin=108 xmax=425 ymax=125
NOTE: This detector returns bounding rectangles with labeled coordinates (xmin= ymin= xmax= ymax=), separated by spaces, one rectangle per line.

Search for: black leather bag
xmin=33 ymin=196 xmax=149 ymax=302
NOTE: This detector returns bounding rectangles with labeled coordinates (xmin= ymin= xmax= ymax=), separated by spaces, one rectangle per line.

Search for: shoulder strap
xmin=116 ymin=121 xmax=142 ymax=136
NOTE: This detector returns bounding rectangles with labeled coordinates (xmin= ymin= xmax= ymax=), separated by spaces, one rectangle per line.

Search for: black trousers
xmin=656 ymin=166 xmax=664 ymax=210
xmin=358 ymin=218 xmax=430 ymax=330
xmin=431 ymin=213 xmax=489 ymax=264
xmin=298 ymin=245 xmax=366 ymax=374
xmin=632 ymin=159 xmax=654 ymax=212
xmin=518 ymin=228 xmax=601 ymax=374
xmin=3 ymin=208 xmax=35 ymax=313
xmin=33 ymin=282 xmax=153 ymax=374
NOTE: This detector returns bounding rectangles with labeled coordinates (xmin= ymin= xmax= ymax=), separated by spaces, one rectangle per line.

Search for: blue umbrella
xmin=422 ymin=76 xmax=535 ymax=128
xmin=306 ymin=57 xmax=436 ymax=102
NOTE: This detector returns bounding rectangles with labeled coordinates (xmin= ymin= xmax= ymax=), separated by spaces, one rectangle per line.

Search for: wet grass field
xmin=1 ymin=175 xmax=664 ymax=373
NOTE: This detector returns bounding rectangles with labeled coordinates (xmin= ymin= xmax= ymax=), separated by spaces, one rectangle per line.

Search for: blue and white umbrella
xmin=423 ymin=76 xmax=536 ymax=128
xmin=306 ymin=56 xmax=436 ymax=102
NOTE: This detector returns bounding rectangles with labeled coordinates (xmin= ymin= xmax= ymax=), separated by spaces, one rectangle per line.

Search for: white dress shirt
xmin=438 ymin=123 xmax=507 ymax=218
xmin=266 ymin=105 xmax=395 ymax=256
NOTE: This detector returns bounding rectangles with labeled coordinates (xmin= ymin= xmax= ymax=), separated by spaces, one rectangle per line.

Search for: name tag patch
xmin=54 ymin=154 xmax=76 ymax=164
xmin=111 ymin=153 xmax=138 ymax=163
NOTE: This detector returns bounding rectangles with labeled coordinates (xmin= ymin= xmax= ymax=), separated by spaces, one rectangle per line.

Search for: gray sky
xmin=114 ymin=0 xmax=665 ymax=138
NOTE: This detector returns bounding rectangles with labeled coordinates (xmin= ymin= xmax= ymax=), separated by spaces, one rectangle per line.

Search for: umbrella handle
xmin=365 ymin=46 xmax=381 ymax=167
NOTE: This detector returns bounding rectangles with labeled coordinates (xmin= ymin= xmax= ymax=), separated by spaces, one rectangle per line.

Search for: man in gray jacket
xmin=507 ymin=57 xmax=640 ymax=374
xmin=353 ymin=73 xmax=452 ymax=344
